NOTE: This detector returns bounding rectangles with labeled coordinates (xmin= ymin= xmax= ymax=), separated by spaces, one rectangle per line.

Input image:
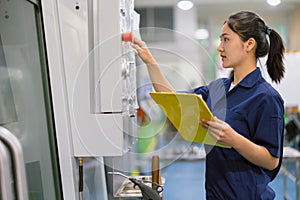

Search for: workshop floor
xmin=161 ymin=160 xmax=296 ymax=200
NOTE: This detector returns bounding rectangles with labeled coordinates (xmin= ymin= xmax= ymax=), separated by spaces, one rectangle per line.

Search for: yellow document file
xmin=150 ymin=92 xmax=230 ymax=148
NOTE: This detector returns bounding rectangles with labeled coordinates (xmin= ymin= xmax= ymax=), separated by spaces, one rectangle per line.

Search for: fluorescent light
xmin=267 ymin=0 xmax=281 ymax=6
xmin=194 ymin=29 xmax=209 ymax=40
xmin=177 ymin=0 xmax=194 ymax=10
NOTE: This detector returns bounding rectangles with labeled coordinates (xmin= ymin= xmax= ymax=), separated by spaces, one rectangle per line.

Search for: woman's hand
xmin=200 ymin=117 xmax=239 ymax=147
xmin=131 ymin=37 xmax=157 ymax=65
xmin=201 ymin=117 xmax=279 ymax=170
xmin=131 ymin=37 xmax=175 ymax=92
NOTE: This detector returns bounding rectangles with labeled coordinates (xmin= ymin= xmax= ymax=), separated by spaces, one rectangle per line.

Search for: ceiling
xmin=135 ymin=0 xmax=300 ymax=6
xmin=135 ymin=0 xmax=300 ymax=12
xmin=134 ymin=0 xmax=300 ymax=25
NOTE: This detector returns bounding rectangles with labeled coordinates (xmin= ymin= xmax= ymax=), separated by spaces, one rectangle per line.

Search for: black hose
xmin=78 ymin=158 xmax=83 ymax=193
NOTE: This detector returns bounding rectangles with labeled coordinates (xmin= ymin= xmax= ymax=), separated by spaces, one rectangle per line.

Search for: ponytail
xmin=266 ymin=28 xmax=285 ymax=83
xmin=226 ymin=11 xmax=286 ymax=84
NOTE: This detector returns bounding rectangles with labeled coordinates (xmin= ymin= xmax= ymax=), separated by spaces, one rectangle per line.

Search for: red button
xmin=122 ymin=32 xmax=133 ymax=42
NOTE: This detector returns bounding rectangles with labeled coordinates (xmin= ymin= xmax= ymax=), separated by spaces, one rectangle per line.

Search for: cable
xmin=78 ymin=158 xmax=83 ymax=200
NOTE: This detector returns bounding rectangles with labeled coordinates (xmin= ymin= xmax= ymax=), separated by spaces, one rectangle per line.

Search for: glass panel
xmin=0 ymin=35 xmax=17 ymax=125
xmin=0 ymin=0 xmax=61 ymax=199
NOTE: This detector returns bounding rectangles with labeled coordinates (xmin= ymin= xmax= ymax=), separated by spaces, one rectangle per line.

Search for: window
xmin=135 ymin=7 xmax=174 ymax=42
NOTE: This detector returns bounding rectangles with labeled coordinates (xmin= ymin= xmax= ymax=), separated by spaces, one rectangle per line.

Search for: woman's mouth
xmin=220 ymin=55 xmax=226 ymax=61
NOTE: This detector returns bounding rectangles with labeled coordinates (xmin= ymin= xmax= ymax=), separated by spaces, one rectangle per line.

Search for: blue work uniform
xmin=190 ymin=68 xmax=284 ymax=200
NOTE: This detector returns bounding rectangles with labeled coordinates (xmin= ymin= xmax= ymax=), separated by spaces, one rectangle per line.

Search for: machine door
xmin=0 ymin=0 xmax=62 ymax=199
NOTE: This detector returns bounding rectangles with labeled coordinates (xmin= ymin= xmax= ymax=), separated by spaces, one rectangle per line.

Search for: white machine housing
xmin=43 ymin=0 xmax=138 ymax=157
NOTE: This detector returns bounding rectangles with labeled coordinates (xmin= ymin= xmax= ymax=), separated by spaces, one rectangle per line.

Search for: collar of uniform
xmin=228 ymin=68 xmax=261 ymax=89
xmin=239 ymin=68 xmax=262 ymax=88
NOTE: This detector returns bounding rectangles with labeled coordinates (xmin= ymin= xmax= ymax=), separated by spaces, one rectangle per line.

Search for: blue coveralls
xmin=190 ymin=68 xmax=284 ymax=200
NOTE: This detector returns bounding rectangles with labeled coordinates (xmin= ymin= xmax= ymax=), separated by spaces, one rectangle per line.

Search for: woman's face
xmin=217 ymin=23 xmax=248 ymax=69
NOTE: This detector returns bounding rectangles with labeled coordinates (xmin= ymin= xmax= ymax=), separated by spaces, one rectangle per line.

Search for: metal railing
xmin=0 ymin=126 xmax=28 ymax=200
xmin=281 ymin=146 xmax=300 ymax=200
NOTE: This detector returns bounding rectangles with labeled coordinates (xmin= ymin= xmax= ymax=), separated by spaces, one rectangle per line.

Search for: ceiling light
xmin=267 ymin=0 xmax=281 ymax=6
xmin=177 ymin=0 xmax=194 ymax=11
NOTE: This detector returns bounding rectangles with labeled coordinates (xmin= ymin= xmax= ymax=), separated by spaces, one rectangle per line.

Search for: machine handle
xmin=0 ymin=140 xmax=14 ymax=200
xmin=0 ymin=126 xmax=29 ymax=200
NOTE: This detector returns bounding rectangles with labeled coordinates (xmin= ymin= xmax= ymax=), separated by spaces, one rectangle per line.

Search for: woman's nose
xmin=217 ymin=42 xmax=223 ymax=52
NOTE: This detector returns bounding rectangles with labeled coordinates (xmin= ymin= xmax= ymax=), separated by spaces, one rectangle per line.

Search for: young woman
xmin=132 ymin=11 xmax=285 ymax=199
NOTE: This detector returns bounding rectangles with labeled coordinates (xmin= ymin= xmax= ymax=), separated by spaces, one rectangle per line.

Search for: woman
xmin=132 ymin=11 xmax=285 ymax=199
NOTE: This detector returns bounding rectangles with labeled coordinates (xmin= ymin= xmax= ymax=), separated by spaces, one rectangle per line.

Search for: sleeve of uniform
xmin=185 ymin=85 xmax=209 ymax=101
xmin=250 ymin=93 xmax=284 ymax=158
xmin=184 ymin=78 xmax=228 ymax=102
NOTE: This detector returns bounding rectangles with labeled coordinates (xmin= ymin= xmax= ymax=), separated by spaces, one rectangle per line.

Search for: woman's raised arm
xmin=131 ymin=37 xmax=175 ymax=92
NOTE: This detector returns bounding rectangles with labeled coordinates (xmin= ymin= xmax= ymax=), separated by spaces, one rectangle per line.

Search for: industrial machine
xmin=0 ymin=0 xmax=143 ymax=199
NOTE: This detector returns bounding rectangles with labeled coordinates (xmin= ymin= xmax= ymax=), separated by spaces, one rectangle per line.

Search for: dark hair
xmin=226 ymin=11 xmax=285 ymax=83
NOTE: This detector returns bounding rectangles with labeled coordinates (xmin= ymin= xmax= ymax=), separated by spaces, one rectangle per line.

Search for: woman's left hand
xmin=200 ymin=117 xmax=239 ymax=147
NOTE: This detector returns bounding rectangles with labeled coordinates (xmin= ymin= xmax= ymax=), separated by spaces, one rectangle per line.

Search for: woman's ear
xmin=246 ymin=38 xmax=256 ymax=52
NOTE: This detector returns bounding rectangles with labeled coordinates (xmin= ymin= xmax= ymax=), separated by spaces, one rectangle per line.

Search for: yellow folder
xmin=150 ymin=92 xmax=231 ymax=148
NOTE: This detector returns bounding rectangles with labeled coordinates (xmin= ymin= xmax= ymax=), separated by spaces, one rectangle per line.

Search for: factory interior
xmin=1 ymin=0 xmax=300 ymax=199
